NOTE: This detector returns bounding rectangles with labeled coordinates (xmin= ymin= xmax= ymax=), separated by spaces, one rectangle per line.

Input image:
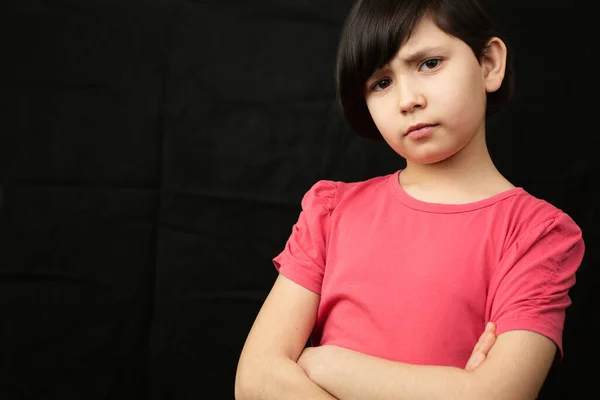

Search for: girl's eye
xmin=419 ymin=58 xmax=442 ymax=71
xmin=371 ymin=79 xmax=391 ymax=92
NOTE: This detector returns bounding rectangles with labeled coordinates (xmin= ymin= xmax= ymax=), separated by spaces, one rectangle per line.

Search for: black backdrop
xmin=1 ymin=1 xmax=597 ymax=399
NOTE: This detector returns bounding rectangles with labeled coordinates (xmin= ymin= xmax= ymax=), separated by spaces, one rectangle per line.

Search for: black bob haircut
xmin=335 ymin=0 xmax=515 ymax=140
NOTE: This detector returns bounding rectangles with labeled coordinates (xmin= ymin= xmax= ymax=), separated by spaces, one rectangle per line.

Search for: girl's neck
xmin=399 ymin=130 xmax=515 ymax=203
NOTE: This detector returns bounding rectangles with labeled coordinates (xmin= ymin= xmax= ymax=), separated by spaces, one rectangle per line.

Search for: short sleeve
xmin=273 ymin=180 xmax=339 ymax=295
xmin=487 ymin=212 xmax=585 ymax=358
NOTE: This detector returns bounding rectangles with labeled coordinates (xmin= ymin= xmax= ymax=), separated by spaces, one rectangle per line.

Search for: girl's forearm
xmin=235 ymin=356 xmax=338 ymax=400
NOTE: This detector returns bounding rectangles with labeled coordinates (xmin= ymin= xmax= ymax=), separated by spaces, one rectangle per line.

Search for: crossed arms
xmin=235 ymin=274 xmax=556 ymax=400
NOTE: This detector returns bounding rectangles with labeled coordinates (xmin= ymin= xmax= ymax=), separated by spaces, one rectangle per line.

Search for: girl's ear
xmin=482 ymin=37 xmax=507 ymax=93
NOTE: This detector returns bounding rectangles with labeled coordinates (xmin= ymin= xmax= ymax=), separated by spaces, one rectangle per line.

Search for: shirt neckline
xmin=387 ymin=170 xmax=526 ymax=214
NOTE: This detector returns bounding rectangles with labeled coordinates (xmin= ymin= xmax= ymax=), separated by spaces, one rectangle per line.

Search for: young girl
xmin=235 ymin=0 xmax=585 ymax=399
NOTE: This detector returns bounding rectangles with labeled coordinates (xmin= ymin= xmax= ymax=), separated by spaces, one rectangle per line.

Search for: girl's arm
xmin=234 ymin=274 xmax=337 ymax=400
xmin=298 ymin=330 xmax=555 ymax=400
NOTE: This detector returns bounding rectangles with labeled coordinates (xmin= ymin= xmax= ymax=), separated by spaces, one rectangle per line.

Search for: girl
xmin=235 ymin=0 xmax=585 ymax=399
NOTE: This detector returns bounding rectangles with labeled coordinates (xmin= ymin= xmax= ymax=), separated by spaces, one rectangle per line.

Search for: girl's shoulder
xmin=506 ymin=188 xmax=573 ymax=225
xmin=301 ymin=173 xmax=392 ymax=213
xmin=499 ymin=188 xmax=584 ymax=251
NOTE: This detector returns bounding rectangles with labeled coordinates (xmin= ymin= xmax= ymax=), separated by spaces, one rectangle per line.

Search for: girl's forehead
xmin=400 ymin=17 xmax=454 ymax=51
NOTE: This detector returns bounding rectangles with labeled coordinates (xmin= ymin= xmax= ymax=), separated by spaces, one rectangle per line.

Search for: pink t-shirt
xmin=273 ymin=171 xmax=585 ymax=368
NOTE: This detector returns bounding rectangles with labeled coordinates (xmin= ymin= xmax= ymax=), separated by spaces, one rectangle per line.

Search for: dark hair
xmin=335 ymin=0 xmax=515 ymax=140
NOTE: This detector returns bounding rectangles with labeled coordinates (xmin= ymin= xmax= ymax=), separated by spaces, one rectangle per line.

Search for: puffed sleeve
xmin=486 ymin=212 xmax=585 ymax=357
xmin=273 ymin=180 xmax=339 ymax=295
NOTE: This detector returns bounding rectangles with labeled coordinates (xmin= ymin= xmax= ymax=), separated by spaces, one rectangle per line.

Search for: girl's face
xmin=364 ymin=16 xmax=505 ymax=165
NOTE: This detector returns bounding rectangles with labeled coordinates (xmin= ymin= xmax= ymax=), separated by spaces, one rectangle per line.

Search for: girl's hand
xmin=465 ymin=322 xmax=497 ymax=371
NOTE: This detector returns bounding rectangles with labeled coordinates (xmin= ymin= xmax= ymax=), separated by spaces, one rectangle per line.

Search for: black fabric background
xmin=1 ymin=1 xmax=597 ymax=399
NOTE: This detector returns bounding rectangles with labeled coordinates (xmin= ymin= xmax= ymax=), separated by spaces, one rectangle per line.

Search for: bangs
xmin=337 ymin=0 xmax=439 ymax=92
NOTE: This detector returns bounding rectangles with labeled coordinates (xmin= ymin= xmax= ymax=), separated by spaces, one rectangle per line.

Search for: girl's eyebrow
xmin=371 ymin=45 xmax=447 ymax=77
xmin=401 ymin=46 xmax=446 ymax=63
